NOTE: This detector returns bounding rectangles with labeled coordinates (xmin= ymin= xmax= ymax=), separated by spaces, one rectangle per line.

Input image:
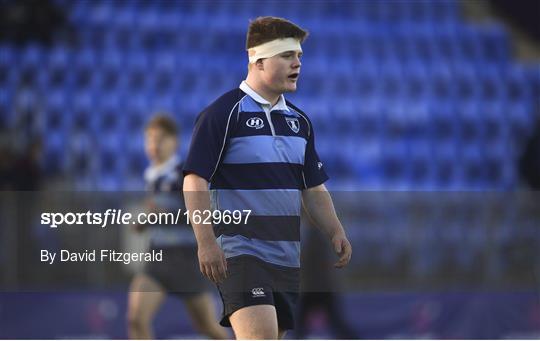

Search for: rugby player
xmin=127 ymin=115 xmax=227 ymax=339
xmin=183 ymin=17 xmax=352 ymax=339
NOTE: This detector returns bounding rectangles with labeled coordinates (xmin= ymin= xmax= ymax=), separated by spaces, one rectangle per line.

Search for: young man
xmin=127 ymin=115 xmax=227 ymax=339
xmin=183 ymin=17 xmax=352 ymax=339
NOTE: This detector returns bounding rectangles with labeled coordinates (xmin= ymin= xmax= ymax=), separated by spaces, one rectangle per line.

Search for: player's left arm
xmin=302 ymin=184 xmax=352 ymax=268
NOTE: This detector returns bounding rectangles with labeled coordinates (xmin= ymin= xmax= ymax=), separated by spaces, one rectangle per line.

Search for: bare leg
xmin=127 ymin=274 xmax=166 ymax=339
xmin=229 ymin=305 xmax=278 ymax=339
xmin=183 ymin=292 xmax=229 ymax=339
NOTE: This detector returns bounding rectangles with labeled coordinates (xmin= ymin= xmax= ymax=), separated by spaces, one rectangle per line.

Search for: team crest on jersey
xmin=286 ymin=117 xmax=300 ymax=133
xmin=246 ymin=117 xmax=264 ymax=129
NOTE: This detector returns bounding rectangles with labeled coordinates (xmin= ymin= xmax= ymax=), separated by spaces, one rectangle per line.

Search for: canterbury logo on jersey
xmin=251 ymin=287 xmax=266 ymax=297
xmin=246 ymin=117 xmax=264 ymax=129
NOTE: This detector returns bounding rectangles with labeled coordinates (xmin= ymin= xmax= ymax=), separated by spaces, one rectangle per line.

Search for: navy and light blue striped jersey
xmin=184 ymin=81 xmax=328 ymax=269
xmin=144 ymin=156 xmax=196 ymax=247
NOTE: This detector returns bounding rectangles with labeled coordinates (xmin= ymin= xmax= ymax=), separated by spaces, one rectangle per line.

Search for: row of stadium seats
xmin=41 ymin=135 xmax=518 ymax=191
xmin=3 ymin=67 xmax=534 ymax=112
xmin=345 ymin=211 xmax=539 ymax=276
xmin=5 ymin=60 xmax=515 ymax=91
xmin=1 ymin=22 xmax=510 ymax=62
xmin=7 ymin=93 xmax=530 ymax=144
xmin=65 ymin=0 xmax=461 ymax=26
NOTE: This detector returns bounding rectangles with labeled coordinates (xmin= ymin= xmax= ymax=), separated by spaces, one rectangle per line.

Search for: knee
xmin=191 ymin=316 xmax=216 ymax=335
xmin=127 ymin=311 xmax=149 ymax=332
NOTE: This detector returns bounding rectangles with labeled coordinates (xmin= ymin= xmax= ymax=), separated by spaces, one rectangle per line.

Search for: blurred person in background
xmin=127 ymin=114 xmax=227 ymax=339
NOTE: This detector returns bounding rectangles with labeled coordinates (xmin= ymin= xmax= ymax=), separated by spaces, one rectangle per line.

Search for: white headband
xmin=248 ymin=38 xmax=302 ymax=64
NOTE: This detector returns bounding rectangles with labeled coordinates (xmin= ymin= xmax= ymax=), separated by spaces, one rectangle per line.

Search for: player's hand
xmin=197 ymin=240 xmax=228 ymax=283
xmin=332 ymin=232 xmax=352 ymax=268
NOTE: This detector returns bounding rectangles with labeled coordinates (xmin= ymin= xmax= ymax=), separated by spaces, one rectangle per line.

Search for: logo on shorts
xmin=285 ymin=117 xmax=300 ymax=133
xmin=251 ymin=287 xmax=266 ymax=298
xmin=246 ymin=117 xmax=264 ymax=129
xmin=318 ymin=162 xmax=323 ymax=170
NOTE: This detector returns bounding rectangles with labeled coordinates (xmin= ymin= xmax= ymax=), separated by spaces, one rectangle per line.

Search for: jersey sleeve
xmin=183 ymin=106 xmax=235 ymax=182
xmin=303 ymin=122 xmax=329 ymax=189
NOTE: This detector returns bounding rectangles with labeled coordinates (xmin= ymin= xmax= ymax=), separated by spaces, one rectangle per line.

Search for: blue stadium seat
xmin=100 ymin=48 xmax=124 ymax=74
xmin=477 ymin=65 xmax=504 ymax=101
xmin=43 ymin=129 xmax=67 ymax=175
xmin=484 ymin=142 xmax=508 ymax=188
xmin=95 ymin=68 xmax=123 ymax=93
xmin=456 ymin=103 xmax=485 ymax=143
xmin=45 ymin=46 xmax=72 ymax=88
xmin=337 ymin=98 xmax=359 ymax=126
xmin=456 ymin=25 xmax=483 ymax=61
xmin=72 ymin=90 xmax=94 ymax=114
xmin=73 ymin=48 xmax=98 ymax=89
xmin=150 ymin=95 xmax=175 ymax=115
xmin=488 ymin=98 xmax=509 ymax=128
xmin=112 ymin=8 xmax=136 ymax=31
xmin=356 ymin=60 xmax=380 ymax=98
xmin=357 ymin=98 xmax=383 ymax=140
xmin=460 ymin=143 xmax=486 ymax=189
xmin=98 ymin=92 xmax=124 ymax=132
xmin=453 ymin=63 xmax=481 ymax=102
xmin=431 ymin=0 xmax=459 ymax=23
xmin=408 ymin=0 xmax=432 ymax=22
xmin=432 ymin=142 xmax=460 ymax=188
xmin=0 ymin=45 xmax=17 ymax=68
xmin=88 ymin=1 xmax=114 ymax=26
xmin=507 ymin=102 xmax=534 ymax=140
xmin=428 ymin=62 xmax=456 ymax=101
xmin=19 ymin=45 xmax=44 ymax=86
xmin=384 ymin=102 xmax=412 ymax=140
xmin=125 ymin=52 xmax=150 ymax=91
xmin=382 ymin=0 xmax=410 ymax=23
xmin=68 ymin=0 xmax=91 ymax=25
xmin=407 ymin=140 xmax=435 ymax=188
xmin=380 ymin=139 xmax=408 ymax=188
xmin=127 ymin=148 xmax=147 ymax=174
xmin=138 ymin=8 xmax=162 ymax=34
xmin=69 ymin=130 xmax=93 ymax=155
xmin=150 ymin=53 xmax=179 ymax=93
xmin=404 ymin=62 xmax=430 ymax=99
xmin=379 ymin=61 xmax=404 ymax=100
xmin=431 ymin=23 xmax=460 ymax=61
xmin=44 ymin=90 xmax=72 ymax=131
xmin=21 ymin=45 xmax=44 ymax=68
xmin=477 ymin=23 xmax=510 ymax=63
xmin=13 ymin=86 xmax=41 ymax=114
xmin=0 ymin=87 xmax=13 ymax=127
xmin=504 ymin=65 xmax=531 ymax=104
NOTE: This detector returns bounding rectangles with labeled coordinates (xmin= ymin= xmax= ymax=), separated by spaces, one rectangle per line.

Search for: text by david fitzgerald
xmin=41 ymin=249 xmax=162 ymax=265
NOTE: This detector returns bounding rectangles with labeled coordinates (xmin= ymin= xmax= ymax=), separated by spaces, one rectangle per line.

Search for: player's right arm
xmin=183 ymin=173 xmax=227 ymax=283
xmin=182 ymin=94 xmax=239 ymax=283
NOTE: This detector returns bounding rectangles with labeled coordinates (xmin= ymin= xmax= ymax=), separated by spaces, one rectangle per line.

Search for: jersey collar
xmin=144 ymin=155 xmax=179 ymax=183
xmin=240 ymin=81 xmax=290 ymax=113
